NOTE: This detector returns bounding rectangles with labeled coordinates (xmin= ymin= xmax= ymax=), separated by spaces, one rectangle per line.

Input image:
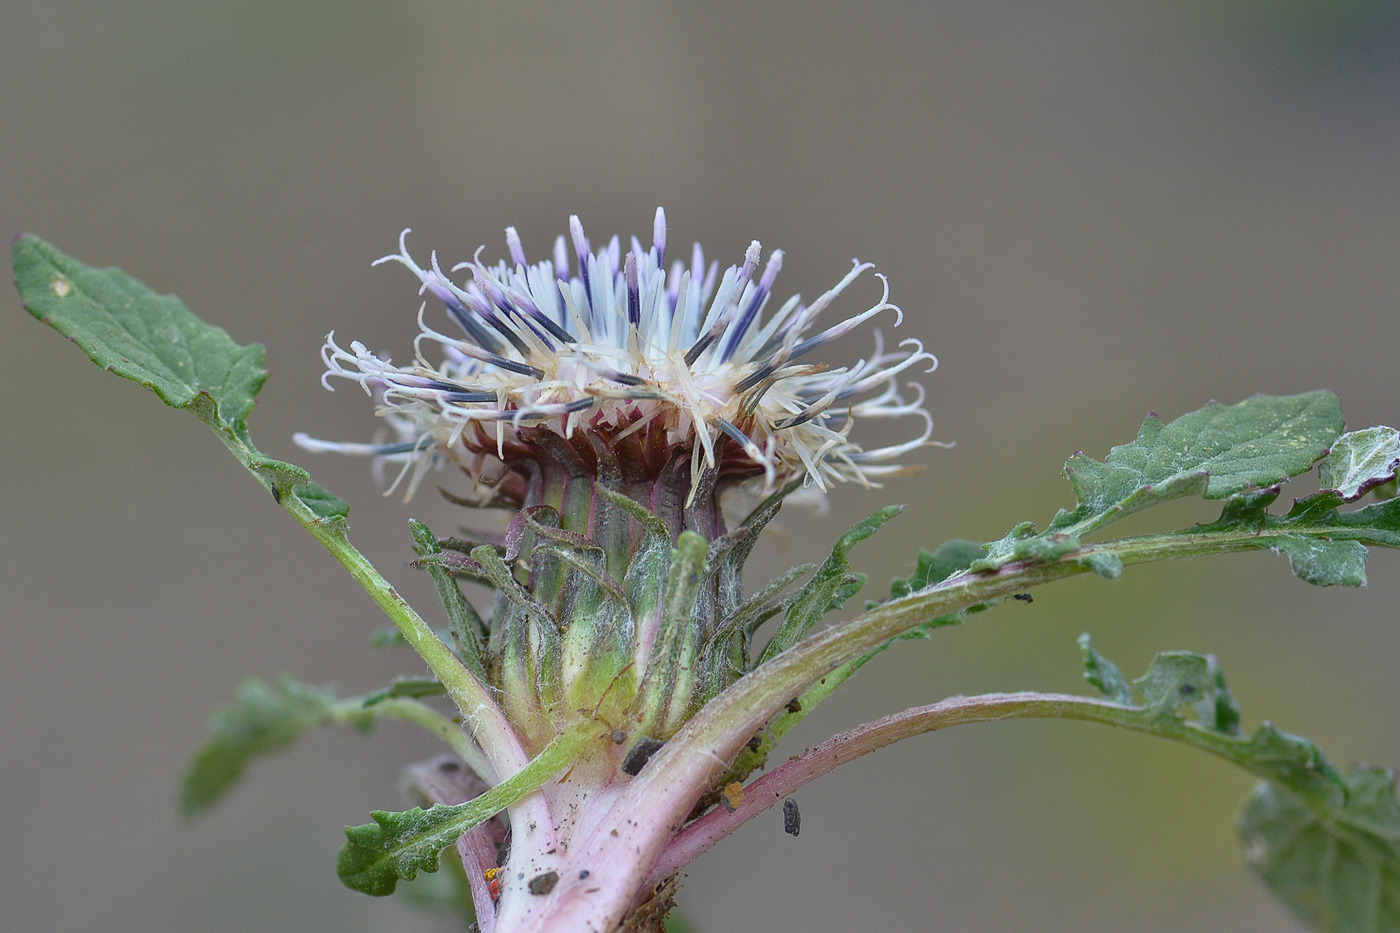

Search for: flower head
xmin=295 ymin=209 xmax=936 ymax=509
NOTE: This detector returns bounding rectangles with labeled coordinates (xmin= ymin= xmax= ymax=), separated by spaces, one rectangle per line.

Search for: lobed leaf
xmin=1078 ymin=640 xmax=1342 ymax=797
xmin=1199 ymin=490 xmax=1400 ymax=587
xmin=971 ymin=392 xmax=1344 ymax=573
xmin=337 ymin=724 xmax=597 ymax=896
xmin=1077 ymin=640 xmax=1400 ymax=931
xmin=340 ymin=805 xmax=486 ymax=897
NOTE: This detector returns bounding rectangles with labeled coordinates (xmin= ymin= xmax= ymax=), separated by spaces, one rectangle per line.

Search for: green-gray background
xmin=4 ymin=3 xmax=1399 ymax=930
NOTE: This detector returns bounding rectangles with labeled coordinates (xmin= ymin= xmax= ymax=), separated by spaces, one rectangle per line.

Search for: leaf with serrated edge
xmin=16 ymin=236 xmax=350 ymax=520
xmin=969 ymin=395 xmax=1375 ymax=579
xmin=1052 ymin=392 xmax=1343 ymax=539
xmin=1240 ymin=765 xmax=1400 ymax=933
xmin=337 ymin=724 xmax=596 ymax=896
xmin=15 ymin=235 xmax=265 ymax=433
xmin=1320 ymin=426 xmax=1400 ymax=502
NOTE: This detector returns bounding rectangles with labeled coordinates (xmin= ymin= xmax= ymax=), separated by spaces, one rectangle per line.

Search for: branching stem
xmin=335 ymin=696 xmax=494 ymax=781
xmin=518 ymin=522 xmax=1390 ymax=933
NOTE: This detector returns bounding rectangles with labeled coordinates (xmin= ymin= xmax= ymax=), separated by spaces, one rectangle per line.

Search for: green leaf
xmin=971 ymin=523 xmax=1081 ymax=572
xmin=1268 ymin=536 xmax=1370 ymax=587
xmin=953 ymin=396 xmax=1392 ymax=588
xmin=393 ymin=845 xmax=478 ymax=921
xmin=18 ymin=240 xmax=505 ymax=762
xmin=970 ymin=393 xmax=1344 ymax=575
xmin=889 ymin=539 xmax=984 ymax=599
xmin=954 ymin=638 xmax=1399 ymax=932
xmin=409 ymin=520 xmax=488 ymax=679
xmin=757 ymin=506 xmax=901 ymax=666
xmin=362 ymin=678 xmax=448 ymax=707
xmin=1054 ymin=392 xmax=1342 ymax=536
xmin=1080 ymin=551 xmax=1124 ymax=580
xmin=1235 ymin=722 xmax=1345 ymax=807
xmin=1319 ymin=427 xmax=1400 ymax=502
xmin=16 ymin=235 xmax=351 ymax=523
xmin=181 ymin=677 xmax=366 ymax=817
xmin=182 ymin=677 xmax=485 ymax=818
xmin=340 ymin=805 xmax=487 ymax=897
xmin=1080 ymin=643 xmax=1317 ymax=789
xmin=713 ymin=510 xmax=917 ymax=791
xmin=1133 ymin=651 xmax=1215 ymax=720
xmin=15 ymin=235 xmax=266 ymax=433
xmin=1331 ymin=497 xmax=1400 ymax=548
xmin=1078 ymin=634 xmax=1132 ymax=705
xmin=290 ymin=478 xmax=351 ymax=523
xmin=337 ymin=723 xmax=598 ymax=896
xmin=1240 ymin=765 xmax=1400 ymax=932
xmin=1194 ymin=491 xmax=1400 ymax=587
xmin=1081 ymin=642 xmax=1241 ymax=732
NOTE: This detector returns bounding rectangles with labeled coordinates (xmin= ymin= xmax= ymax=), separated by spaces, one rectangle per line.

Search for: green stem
xmin=336 ymin=696 xmax=494 ymax=781
xmin=537 ymin=520 xmax=1390 ymax=932
xmin=338 ymin=718 xmax=609 ymax=898
xmin=216 ymin=431 xmax=528 ymax=782
xmin=448 ymin=718 xmax=605 ymax=834
xmin=713 ymin=516 xmax=1382 ymax=746
xmin=680 ymin=526 xmax=1270 ymax=754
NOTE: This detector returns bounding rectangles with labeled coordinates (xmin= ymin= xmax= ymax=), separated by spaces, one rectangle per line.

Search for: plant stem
xmin=337 ymin=696 xmax=495 ymax=781
xmin=213 ymin=432 xmax=566 ymax=846
xmin=403 ymin=756 xmax=500 ymax=933
xmin=648 ymin=689 xmax=1259 ymax=882
xmin=511 ymin=523 xmax=1384 ymax=932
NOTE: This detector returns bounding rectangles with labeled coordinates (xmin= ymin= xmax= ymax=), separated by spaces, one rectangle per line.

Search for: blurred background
xmin=4 ymin=2 xmax=1400 ymax=930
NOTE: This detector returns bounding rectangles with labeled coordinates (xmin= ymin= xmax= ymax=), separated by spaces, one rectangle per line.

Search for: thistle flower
xmin=291 ymin=212 xmax=939 ymax=929
xmin=294 ymin=208 xmax=936 ymax=520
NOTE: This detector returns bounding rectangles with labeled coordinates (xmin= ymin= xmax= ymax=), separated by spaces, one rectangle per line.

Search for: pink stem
xmin=402 ymin=756 xmax=504 ymax=931
xmin=504 ymin=560 xmax=1086 ymax=931
xmin=647 ymin=691 xmax=1109 ymax=884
